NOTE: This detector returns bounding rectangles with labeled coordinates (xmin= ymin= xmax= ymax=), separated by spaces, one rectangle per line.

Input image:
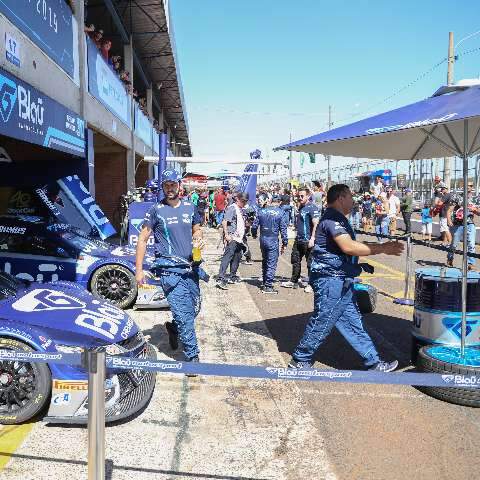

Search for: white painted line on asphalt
xmin=299 ymin=389 xmax=425 ymax=399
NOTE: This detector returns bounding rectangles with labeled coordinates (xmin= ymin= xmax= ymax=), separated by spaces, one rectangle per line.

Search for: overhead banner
xmin=0 ymin=0 xmax=76 ymax=79
xmin=135 ymin=105 xmax=152 ymax=148
xmin=0 ymin=67 xmax=85 ymax=157
xmin=86 ymin=37 xmax=131 ymax=127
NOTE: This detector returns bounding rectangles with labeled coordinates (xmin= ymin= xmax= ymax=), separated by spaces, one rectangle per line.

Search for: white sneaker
xmin=281 ymin=281 xmax=296 ymax=288
xmin=298 ymin=279 xmax=308 ymax=288
xmin=304 ymin=285 xmax=313 ymax=293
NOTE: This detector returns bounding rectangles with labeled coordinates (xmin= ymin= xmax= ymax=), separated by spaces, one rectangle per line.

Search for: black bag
xmin=354 ymin=282 xmax=377 ymax=314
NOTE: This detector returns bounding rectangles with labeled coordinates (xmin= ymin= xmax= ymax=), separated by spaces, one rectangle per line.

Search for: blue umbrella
xmin=275 ymin=83 xmax=480 ymax=356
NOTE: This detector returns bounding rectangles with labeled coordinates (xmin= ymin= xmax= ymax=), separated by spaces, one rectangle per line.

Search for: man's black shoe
xmin=216 ymin=280 xmax=229 ymax=290
xmin=227 ymin=275 xmax=242 ymax=284
xmin=261 ymin=286 xmax=278 ymax=294
xmin=165 ymin=322 xmax=178 ymax=350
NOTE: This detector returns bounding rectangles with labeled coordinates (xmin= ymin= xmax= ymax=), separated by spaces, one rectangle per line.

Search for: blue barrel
xmin=412 ymin=267 xmax=480 ymax=354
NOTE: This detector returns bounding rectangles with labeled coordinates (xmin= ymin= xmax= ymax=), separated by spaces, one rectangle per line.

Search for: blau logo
xmin=442 ymin=316 xmax=480 ymax=339
xmin=0 ymin=74 xmax=17 ymax=123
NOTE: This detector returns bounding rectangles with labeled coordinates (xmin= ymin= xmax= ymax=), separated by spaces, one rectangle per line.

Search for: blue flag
xmin=156 ymin=133 xmax=168 ymax=201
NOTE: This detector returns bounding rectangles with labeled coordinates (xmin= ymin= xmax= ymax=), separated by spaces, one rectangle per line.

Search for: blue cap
xmin=145 ymin=179 xmax=158 ymax=189
xmin=272 ymin=195 xmax=281 ymax=202
xmin=143 ymin=191 xmax=157 ymax=202
xmin=160 ymin=169 xmax=181 ymax=184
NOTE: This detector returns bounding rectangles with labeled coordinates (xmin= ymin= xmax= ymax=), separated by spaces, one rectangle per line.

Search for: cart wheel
xmin=416 ymin=345 xmax=480 ymax=407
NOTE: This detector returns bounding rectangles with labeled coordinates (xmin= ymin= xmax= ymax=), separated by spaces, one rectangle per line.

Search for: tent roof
xmin=275 ymin=85 xmax=480 ymax=160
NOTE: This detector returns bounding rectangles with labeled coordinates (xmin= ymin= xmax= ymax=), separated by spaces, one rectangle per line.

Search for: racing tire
xmin=0 ymin=338 xmax=51 ymax=425
xmin=416 ymin=346 xmax=480 ymax=407
xmin=90 ymin=264 xmax=138 ymax=309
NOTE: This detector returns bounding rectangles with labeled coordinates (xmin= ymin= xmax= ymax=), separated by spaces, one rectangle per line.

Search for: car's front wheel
xmin=90 ymin=264 xmax=137 ymax=309
xmin=0 ymin=338 xmax=51 ymax=424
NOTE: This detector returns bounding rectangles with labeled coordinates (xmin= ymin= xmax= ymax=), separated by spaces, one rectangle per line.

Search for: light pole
xmin=445 ymin=29 xmax=480 ymax=189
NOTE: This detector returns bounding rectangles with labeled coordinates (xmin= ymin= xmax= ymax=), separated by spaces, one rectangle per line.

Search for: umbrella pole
xmin=460 ymin=120 xmax=469 ymax=356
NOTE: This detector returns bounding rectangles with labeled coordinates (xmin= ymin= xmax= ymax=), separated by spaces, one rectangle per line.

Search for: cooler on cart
xmin=412 ymin=267 xmax=480 ymax=361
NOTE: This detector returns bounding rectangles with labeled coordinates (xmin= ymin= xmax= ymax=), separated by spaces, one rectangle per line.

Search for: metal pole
xmin=288 ymin=133 xmax=293 ymax=184
xmin=403 ymin=235 xmax=412 ymax=300
xmin=394 ymin=234 xmax=414 ymax=305
xmin=88 ymin=350 xmax=106 ymax=480
xmin=327 ymin=105 xmax=332 ymax=188
xmin=476 ymin=155 xmax=480 ymax=196
xmin=460 ymin=121 xmax=469 ymax=356
xmin=444 ymin=32 xmax=454 ymax=191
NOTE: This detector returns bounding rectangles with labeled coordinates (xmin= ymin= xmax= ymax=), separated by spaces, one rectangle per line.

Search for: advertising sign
xmin=0 ymin=0 xmax=75 ymax=78
xmin=5 ymin=32 xmax=20 ymax=67
xmin=397 ymin=174 xmax=407 ymax=188
xmin=87 ymin=37 xmax=131 ymax=127
xmin=135 ymin=105 xmax=152 ymax=148
xmin=0 ymin=67 xmax=85 ymax=157
xmin=128 ymin=201 xmax=155 ymax=249
xmin=57 ymin=175 xmax=116 ymax=239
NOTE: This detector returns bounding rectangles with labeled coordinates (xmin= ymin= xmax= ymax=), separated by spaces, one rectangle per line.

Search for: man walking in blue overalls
xmin=289 ymin=184 xmax=403 ymax=371
xmin=251 ymin=195 xmax=288 ymax=294
xmin=135 ymin=170 xmax=204 ymax=364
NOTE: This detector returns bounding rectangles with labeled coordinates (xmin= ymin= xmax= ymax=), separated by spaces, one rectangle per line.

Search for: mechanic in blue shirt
xmin=135 ymin=170 xmax=204 ymax=364
xmin=251 ymin=194 xmax=288 ymax=294
xmin=281 ymin=186 xmax=320 ymax=290
xmin=289 ymin=184 xmax=403 ymax=372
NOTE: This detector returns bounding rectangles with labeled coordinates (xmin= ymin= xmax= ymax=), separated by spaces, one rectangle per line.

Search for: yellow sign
xmin=53 ymin=380 xmax=88 ymax=391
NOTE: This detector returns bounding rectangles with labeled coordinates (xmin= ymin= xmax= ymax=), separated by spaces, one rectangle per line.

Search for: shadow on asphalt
xmin=416 ymin=259 xmax=446 ymax=267
xmin=142 ymin=323 xmax=186 ymax=361
xmin=234 ymin=311 xmax=412 ymax=370
xmin=0 ymin=452 xmax=268 ymax=480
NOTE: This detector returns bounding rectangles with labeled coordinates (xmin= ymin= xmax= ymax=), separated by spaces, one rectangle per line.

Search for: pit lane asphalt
xmin=1 ymin=227 xmax=479 ymax=479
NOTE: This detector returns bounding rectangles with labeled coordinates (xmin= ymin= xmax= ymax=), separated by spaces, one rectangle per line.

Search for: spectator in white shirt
xmin=385 ymin=186 xmax=400 ymax=235
xmin=371 ymin=176 xmax=384 ymax=197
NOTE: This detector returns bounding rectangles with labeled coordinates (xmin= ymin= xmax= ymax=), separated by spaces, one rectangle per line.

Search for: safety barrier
xmin=2 ymin=349 xmax=479 ymax=389
xmin=0 ymin=348 xmax=479 ymax=479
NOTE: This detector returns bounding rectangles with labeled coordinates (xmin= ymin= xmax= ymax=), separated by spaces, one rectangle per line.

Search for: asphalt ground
xmin=1 ymin=226 xmax=480 ymax=479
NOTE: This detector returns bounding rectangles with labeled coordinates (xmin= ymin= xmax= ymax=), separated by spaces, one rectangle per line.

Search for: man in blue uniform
xmin=135 ymin=170 xmax=204 ymax=363
xmin=281 ymin=186 xmax=320 ymax=291
xmin=251 ymin=195 xmax=288 ymax=294
xmin=289 ymin=184 xmax=403 ymax=371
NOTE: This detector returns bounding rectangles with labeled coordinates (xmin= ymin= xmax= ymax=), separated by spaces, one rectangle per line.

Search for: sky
xmin=169 ymin=0 xmax=480 ymax=179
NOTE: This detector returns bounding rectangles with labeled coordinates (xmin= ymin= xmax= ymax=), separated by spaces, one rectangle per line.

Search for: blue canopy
xmin=275 ymin=84 xmax=480 ymax=160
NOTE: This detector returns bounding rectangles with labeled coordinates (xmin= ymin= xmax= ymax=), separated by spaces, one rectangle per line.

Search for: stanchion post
xmin=87 ymin=350 xmax=106 ymax=480
xmin=394 ymin=234 xmax=414 ymax=305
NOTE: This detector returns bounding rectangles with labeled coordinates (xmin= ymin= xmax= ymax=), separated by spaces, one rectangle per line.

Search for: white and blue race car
xmin=0 ymin=272 xmax=156 ymax=424
xmin=0 ymin=215 xmax=166 ymax=309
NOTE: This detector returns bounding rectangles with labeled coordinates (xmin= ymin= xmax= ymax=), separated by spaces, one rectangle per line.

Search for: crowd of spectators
xmin=78 ymin=2 xmax=162 ymax=134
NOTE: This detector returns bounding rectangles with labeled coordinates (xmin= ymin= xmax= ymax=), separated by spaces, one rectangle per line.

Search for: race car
xmin=0 ymin=215 xmax=167 ymax=309
xmin=0 ymin=272 xmax=157 ymax=424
